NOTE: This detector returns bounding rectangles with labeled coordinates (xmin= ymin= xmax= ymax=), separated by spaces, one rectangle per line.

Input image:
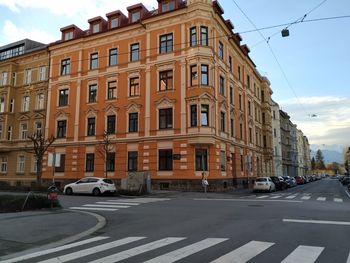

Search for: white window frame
xmin=17 ymin=155 xmax=25 ymax=173
xmin=0 ymin=156 xmax=7 ymax=173
xmin=20 ymin=123 xmax=28 ymax=139
xmin=25 ymin=69 xmax=32 ymax=84
xmin=36 ymin=93 xmax=45 ymax=109
xmin=22 ymin=96 xmax=30 ymax=112
xmin=39 ymin=66 xmax=46 ymax=81
xmin=0 ymin=97 xmax=5 ymax=112
xmin=1 ymin=72 xmax=8 ymax=86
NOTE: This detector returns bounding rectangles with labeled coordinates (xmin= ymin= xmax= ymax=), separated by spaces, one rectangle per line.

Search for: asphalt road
xmin=4 ymin=178 xmax=350 ymax=262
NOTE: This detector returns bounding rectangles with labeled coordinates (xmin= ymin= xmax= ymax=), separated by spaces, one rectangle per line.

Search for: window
xmin=55 ymin=154 xmax=65 ymax=172
xmin=201 ymin=104 xmax=209 ymax=126
xmin=190 ymin=27 xmax=197 ymax=47
xmin=200 ymin=26 xmax=208 ymax=46
xmin=36 ymin=93 xmax=44 ymax=109
xmin=162 ymin=0 xmax=175 ymax=12
xmin=1 ymin=72 xmax=7 ymax=86
xmin=0 ymin=123 xmax=2 ymax=139
xmin=86 ymin=153 xmax=94 ymax=172
xmin=262 ymin=113 xmax=266 ymax=124
xmin=190 ymin=105 xmax=197 ymax=127
xmin=57 ymin=120 xmax=67 ymax=138
xmin=220 ymin=112 xmax=225 ymax=132
xmin=106 ymin=152 xmax=115 ymax=171
xmin=263 ymin=135 xmax=267 ymax=148
xmin=159 ymin=70 xmax=173 ymax=91
xmin=39 ymin=66 xmax=46 ymax=81
xmin=240 ymin=155 xmax=244 ymax=171
xmin=20 ymin=123 xmax=28 ymax=139
xmin=239 ymin=94 xmax=242 ymax=110
xmin=229 ymin=86 xmax=233 ymax=104
xmin=230 ymin=118 xmax=234 ymax=137
xmin=110 ymin=17 xmax=119 ymax=28
xmin=274 ymin=128 xmax=277 ymax=138
xmin=261 ymin=90 xmax=265 ymax=102
xmin=129 ymin=77 xmax=140 ymax=97
xmin=25 ymin=69 xmax=32 ymax=84
xmin=17 ymin=155 xmax=25 ymax=173
xmin=195 ymin=149 xmax=208 ymax=171
xmin=88 ymin=84 xmax=97 ymax=103
xmin=247 ymin=75 xmax=251 ymax=89
xmin=22 ymin=96 xmax=30 ymax=112
xmin=90 ymin=53 xmax=98 ymax=70
xmin=159 ymin=33 xmax=173 ymax=54
xmin=87 ymin=117 xmax=95 ymax=136
xmin=218 ymin=41 xmax=224 ymax=60
xmin=159 ymin=149 xmax=173 ymax=171
xmin=35 ymin=121 xmax=42 ymax=135
xmin=128 ymin=151 xmax=138 ymax=171
xmin=107 ymin=81 xmax=117 ymax=100
xmin=0 ymin=157 xmax=7 ymax=173
xmin=220 ymin=151 xmax=226 ymax=171
xmin=219 ymin=76 xmax=224 ymax=95
xmin=248 ymin=101 xmax=251 ymax=116
xmin=12 ymin=72 xmax=16 ymax=85
xmin=229 ymin=56 xmax=232 ymax=72
xmin=273 ymin=110 xmax=276 ymax=119
xmin=130 ymin=43 xmax=139 ymax=61
xmin=131 ymin=11 xmax=140 ymax=23
xmin=240 ymin=123 xmax=243 ymax=139
xmin=201 ymin=64 xmax=208 ymax=85
xmin=109 ymin=48 xmax=118 ymax=66
xmin=238 ymin=66 xmax=241 ymax=81
xmin=92 ymin=23 xmax=100 ymax=33
xmin=129 ymin=113 xmax=138 ymax=132
xmin=7 ymin=126 xmax=12 ymax=140
xmin=107 ymin=115 xmax=116 ymax=134
xmin=249 ymin=127 xmax=252 ymax=143
xmin=0 ymin=97 xmax=5 ymax=112
xmin=64 ymin=31 xmax=73 ymax=40
xmin=61 ymin=59 xmax=71 ymax=75
xmin=59 ymin=89 xmax=69 ymax=106
xmin=190 ymin=65 xmax=198 ymax=86
xmin=159 ymin=108 xmax=173 ymax=129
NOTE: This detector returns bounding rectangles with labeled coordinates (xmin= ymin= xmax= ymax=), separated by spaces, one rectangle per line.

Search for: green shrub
xmin=0 ymin=194 xmax=61 ymax=213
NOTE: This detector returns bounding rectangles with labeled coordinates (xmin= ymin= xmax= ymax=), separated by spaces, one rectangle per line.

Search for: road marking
xmin=97 ymin=201 xmax=140 ymax=206
xmin=283 ymin=219 xmax=350 ymax=226
xmin=270 ymin=195 xmax=282 ymax=199
xmin=210 ymin=240 xmax=274 ymax=263
xmin=37 ymin=237 xmax=146 ymax=263
xmin=286 ymin=195 xmax=297 ymax=199
xmin=108 ymin=198 xmax=170 ymax=203
xmin=256 ymin=195 xmax=269 ymax=199
xmin=316 ymin=197 xmax=326 ymax=201
xmin=0 ymin=236 xmax=110 ymax=263
xmin=144 ymin=238 xmax=228 ymax=263
xmin=83 ymin=204 xmax=131 ymax=208
xmin=69 ymin=207 xmax=118 ymax=211
xmin=301 ymin=196 xmax=311 ymax=200
xmin=334 ymin=198 xmax=343 ymax=203
xmin=88 ymin=237 xmax=186 ymax=263
xmin=281 ymin=245 xmax=324 ymax=263
xmin=347 ymin=251 xmax=350 ymax=263
xmin=194 ymin=198 xmax=302 ymax=203
xmin=345 ymin=189 xmax=350 ymax=199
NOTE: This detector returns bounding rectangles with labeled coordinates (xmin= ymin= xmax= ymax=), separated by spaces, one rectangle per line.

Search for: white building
xmin=271 ymin=100 xmax=283 ymax=177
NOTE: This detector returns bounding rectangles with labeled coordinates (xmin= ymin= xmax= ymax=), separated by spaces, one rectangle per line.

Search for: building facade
xmin=271 ymin=100 xmax=282 ymax=177
xmin=0 ymin=39 xmax=48 ymax=186
xmin=41 ymin=0 xmax=274 ymax=190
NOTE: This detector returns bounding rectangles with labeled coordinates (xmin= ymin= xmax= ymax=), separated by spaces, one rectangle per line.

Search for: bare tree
xmin=97 ymin=131 xmax=114 ymax=178
xmin=26 ymin=132 xmax=55 ymax=187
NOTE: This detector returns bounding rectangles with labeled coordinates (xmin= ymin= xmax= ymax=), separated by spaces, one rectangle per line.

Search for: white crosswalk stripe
xmin=270 ymin=195 xmax=282 ymax=199
xmin=285 ymin=195 xmax=297 ymax=199
xmin=210 ymin=240 xmax=274 ymax=263
xmin=88 ymin=237 xmax=186 ymax=263
xmin=281 ymin=245 xmax=324 ymax=263
xmin=144 ymin=238 xmax=228 ymax=263
xmin=69 ymin=207 xmax=118 ymax=211
xmin=2 ymin=236 xmax=349 ymax=263
xmin=37 ymin=237 xmax=145 ymax=263
xmin=301 ymin=196 xmax=311 ymax=200
xmin=83 ymin=204 xmax=130 ymax=208
xmin=97 ymin=201 xmax=140 ymax=206
xmin=317 ymin=197 xmax=326 ymax=201
xmin=251 ymin=193 xmax=346 ymax=203
xmin=334 ymin=198 xmax=343 ymax=202
xmin=257 ymin=195 xmax=269 ymax=199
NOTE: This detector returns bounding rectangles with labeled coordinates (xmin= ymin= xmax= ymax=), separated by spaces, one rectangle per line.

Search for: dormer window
xmin=131 ymin=11 xmax=140 ymax=23
xmin=110 ymin=17 xmax=119 ymax=28
xmin=92 ymin=23 xmax=100 ymax=33
xmin=162 ymin=0 xmax=175 ymax=12
xmin=64 ymin=31 xmax=73 ymax=41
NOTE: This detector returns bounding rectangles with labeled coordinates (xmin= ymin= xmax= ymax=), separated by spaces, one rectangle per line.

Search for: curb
xmin=0 ymin=209 xmax=106 ymax=262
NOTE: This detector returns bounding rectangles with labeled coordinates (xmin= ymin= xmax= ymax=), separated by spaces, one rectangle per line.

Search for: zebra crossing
xmin=68 ymin=198 xmax=170 ymax=212
xmin=249 ymin=192 xmax=346 ymax=203
xmin=2 ymin=235 xmax=349 ymax=263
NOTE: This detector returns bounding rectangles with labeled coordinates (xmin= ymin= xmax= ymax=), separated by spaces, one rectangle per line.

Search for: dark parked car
xmin=341 ymin=177 xmax=350 ymax=186
xmin=282 ymin=176 xmax=296 ymax=187
xmin=270 ymin=176 xmax=288 ymax=190
xmin=294 ymin=176 xmax=305 ymax=185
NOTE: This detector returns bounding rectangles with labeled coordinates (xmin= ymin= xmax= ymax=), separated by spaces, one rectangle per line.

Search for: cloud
xmin=276 ymin=96 xmax=350 ymax=146
xmin=1 ymin=20 xmax=56 ymax=45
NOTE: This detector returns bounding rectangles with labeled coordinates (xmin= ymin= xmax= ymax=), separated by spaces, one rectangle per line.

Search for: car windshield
xmin=103 ymin=179 xmax=113 ymax=184
xmin=256 ymin=178 xmax=267 ymax=182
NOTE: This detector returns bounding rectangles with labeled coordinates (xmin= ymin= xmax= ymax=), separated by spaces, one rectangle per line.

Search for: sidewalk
xmin=0 ymin=208 xmax=104 ymax=260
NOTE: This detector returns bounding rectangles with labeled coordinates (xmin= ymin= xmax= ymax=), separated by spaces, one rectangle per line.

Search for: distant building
xmin=0 ymin=39 xmax=48 ymax=186
xmin=271 ymin=100 xmax=282 ymax=177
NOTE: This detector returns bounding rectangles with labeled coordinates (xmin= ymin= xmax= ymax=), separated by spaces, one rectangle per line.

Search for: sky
xmin=0 ymin=0 xmax=349 ymax=151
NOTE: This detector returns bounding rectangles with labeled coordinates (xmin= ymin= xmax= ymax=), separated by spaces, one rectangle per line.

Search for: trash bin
xmin=47 ymin=185 xmax=59 ymax=201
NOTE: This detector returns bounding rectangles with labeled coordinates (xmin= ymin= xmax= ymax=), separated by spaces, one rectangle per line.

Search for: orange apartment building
xmin=42 ymin=0 xmax=274 ymax=190
xmin=0 ymin=39 xmax=49 ymax=186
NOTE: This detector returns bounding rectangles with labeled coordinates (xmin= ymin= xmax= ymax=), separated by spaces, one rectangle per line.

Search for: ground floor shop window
xmin=195 ymin=149 xmax=208 ymax=171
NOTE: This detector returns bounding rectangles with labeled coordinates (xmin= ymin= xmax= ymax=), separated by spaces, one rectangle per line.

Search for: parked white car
xmin=253 ymin=177 xmax=276 ymax=192
xmin=64 ymin=177 xmax=116 ymax=196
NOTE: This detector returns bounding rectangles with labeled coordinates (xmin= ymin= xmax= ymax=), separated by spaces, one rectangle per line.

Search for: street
xmin=1 ymin=178 xmax=350 ymax=263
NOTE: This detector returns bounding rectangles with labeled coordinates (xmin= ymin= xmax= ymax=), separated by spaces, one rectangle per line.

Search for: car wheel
xmin=65 ymin=187 xmax=73 ymax=195
xmin=92 ymin=188 xmax=101 ymax=196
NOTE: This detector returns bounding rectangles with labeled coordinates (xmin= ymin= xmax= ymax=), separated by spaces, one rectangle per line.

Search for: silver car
xmin=64 ymin=177 xmax=116 ymax=196
xmin=253 ymin=177 xmax=276 ymax=192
